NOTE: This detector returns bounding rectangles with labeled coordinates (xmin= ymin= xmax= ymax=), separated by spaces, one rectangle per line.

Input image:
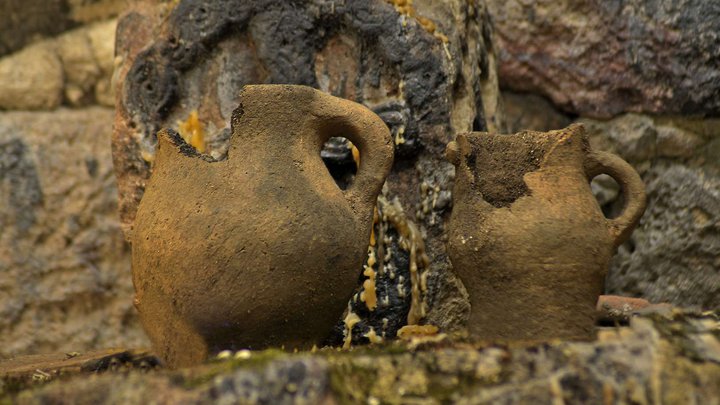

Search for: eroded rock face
xmin=0 ymin=42 xmax=63 ymax=110
xmin=581 ymin=117 xmax=720 ymax=310
xmin=487 ymin=0 xmax=720 ymax=117
xmin=606 ymin=164 xmax=720 ymax=309
xmin=0 ymin=20 xmax=117 ymax=110
xmin=0 ymin=108 xmax=148 ymax=358
xmin=0 ymin=0 xmax=124 ymax=57
xmin=113 ymin=0 xmax=503 ymax=338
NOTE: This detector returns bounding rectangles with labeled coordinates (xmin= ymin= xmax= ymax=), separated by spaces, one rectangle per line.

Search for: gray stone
xmin=607 ymin=164 xmax=720 ymax=310
xmin=581 ymin=114 xmax=658 ymax=162
xmin=0 ymin=0 xmax=72 ymax=58
xmin=0 ymin=108 xmax=148 ymax=358
xmin=656 ymin=125 xmax=705 ymax=159
xmin=487 ymin=0 xmax=720 ymax=117
xmin=0 ymin=19 xmax=117 ymax=111
xmin=57 ymin=20 xmax=118 ymax=107
xmin=502 ymin=91 xmax=720 ymax=311
xmin=0 ymin=0 xmax=124 ymax=58
xmin=0 ymin=42 xmax=64 ymax=110
xmin=502 ymin=91 xmax=573 ymax=133
xmin=4 ymin=312 xmax=719 ymax=404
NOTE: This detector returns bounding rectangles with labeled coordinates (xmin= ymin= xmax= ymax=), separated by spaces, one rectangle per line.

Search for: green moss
xmin=180 ymin=349 xmax=285 ymax=389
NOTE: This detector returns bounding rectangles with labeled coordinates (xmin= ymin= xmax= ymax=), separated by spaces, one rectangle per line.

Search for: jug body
xmin=446 ymin=125 xmax=646 ymax=341
xmin=131 ymin=85 xmax=394 ymax=367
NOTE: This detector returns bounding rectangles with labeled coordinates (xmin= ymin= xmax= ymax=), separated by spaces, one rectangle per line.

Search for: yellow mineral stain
xmin=386 ymin=0 xmax=449 ymax=43
xmin=342 ymin=310 xmax=361 ymax=349
xmin=378 ymin=195 xmax=430 ymax=325
xmin=394 ymin=125 xmax=406 ymax=145
xmin=141 ymin=149 xmax=155 ymax=163
xmin=397 ymin=324 xmax=439 ymax=339
xmin=369 ymin=206 xmax=378 ymax=246
xmin=351 ymin=143 xmax=361 ymax=168
xmin=360 ymin=247 xmax=378 ymax=311
xmin=364 ymin=327 xmax=384 ymax=344
xmin=177 ymin=110 xmax=206 ymax=153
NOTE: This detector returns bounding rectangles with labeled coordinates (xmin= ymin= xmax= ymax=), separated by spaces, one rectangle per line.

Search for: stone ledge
xmin=3 ymin=310 xmax=718 ymax=404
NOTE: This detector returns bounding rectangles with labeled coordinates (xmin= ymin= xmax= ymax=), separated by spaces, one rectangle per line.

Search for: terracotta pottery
xmin=131 ymin=85 xmax=393 ymax=367
xmin=445 ymin=124 xmax=646 ymax=341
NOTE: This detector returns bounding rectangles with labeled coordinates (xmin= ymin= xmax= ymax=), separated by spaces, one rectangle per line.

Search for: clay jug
xmin=445 ymin=124 xmax=646 ymax=341
xmin=131 ymin=85 xmax=394 ymax=367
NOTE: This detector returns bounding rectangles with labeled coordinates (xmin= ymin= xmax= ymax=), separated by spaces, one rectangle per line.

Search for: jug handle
xmin=584 ymin=151 xmax=647 ymax=248
xmin=313 ymin=97 xmax=394 ymax=213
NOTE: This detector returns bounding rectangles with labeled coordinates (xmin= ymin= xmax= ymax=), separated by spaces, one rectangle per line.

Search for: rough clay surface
xmin=132 ymin=86 xmax=393 ymax=367
xmin=114 ymin=0 xmax=502 ymax=338
xmin=0 ymin=108 xmax=148 ymax=359
xmin=3 ymin=312 xmax=719 ymax=404
xmin=446 ymin=125 xmax=646 ymax=340
xmin=487 ymin=0 xmax=720 ymax=117
xmin=503 ymin=93 xmax=720 ymax=311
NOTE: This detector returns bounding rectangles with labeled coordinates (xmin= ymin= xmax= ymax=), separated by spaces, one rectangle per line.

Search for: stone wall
xmin=0 ymin=3 xmax=150 ymax=358
xmin=0 ymin=0 xmax=718 ymax=361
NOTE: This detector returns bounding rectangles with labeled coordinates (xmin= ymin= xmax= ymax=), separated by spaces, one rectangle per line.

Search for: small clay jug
xmin=445 ymin=124 xmax=646 ymax=341
xmin=131 ymin=85 xmax=393 ymax=367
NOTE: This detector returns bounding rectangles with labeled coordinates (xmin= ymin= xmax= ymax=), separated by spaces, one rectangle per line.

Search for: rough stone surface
xmin=3 ymin=311 xmax=719 ymax=404
xmin=487 ymin=0 xmax=720 ymax=117
xmin=0 ymin=108 xmax=148 ymax=358
xmin=580 ymin=116 xmax=720 ymax=310
xmin=113 ymin=0 xmax=503 ymax=338
xmin=0 ymin=19 xmax=117 ymax=111
xmin=0 ymin=42 xmax=64 ymax=110
xmin=0 ymin=0 xmax=124 ymax=58
xmin=502 ymin=91 xmax=574 ymax=133
xmin=606 ymin=164 xmax=720 ymax=310
xmin=57 ymin=20 xmax=118 ymax=107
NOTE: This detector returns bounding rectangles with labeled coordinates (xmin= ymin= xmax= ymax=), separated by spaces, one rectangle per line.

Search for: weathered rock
xmin=606 ymin=164 xmax=720 ymax=310
xmin=113 ymin=0 xmax=503 ymax=337
xmin=87 ymin=20 xmax=119 ymax=107
xmin=0 ymin=42 xmax=64 ymax=110
xmin=487 ymin=0 xmax=720 ymax=117
xmin=3 ymin=311 xmax=719 ymax=403
xmin=502 ymin=91 xmax=573 ymax=133
xmin=0 ymin=108 xmax=148 ymax=358
xmin=0 ymin=0 xmax=73 ymax=58
xmin=0 ymin=19 xmax=117 ymax=111
xmin=57 ymin=20 xmax=118 ymax=108
xmin=582 ymin=117 xmax=720 ymax=310
xmin=0 ymin=0 xmax=124 ymax=58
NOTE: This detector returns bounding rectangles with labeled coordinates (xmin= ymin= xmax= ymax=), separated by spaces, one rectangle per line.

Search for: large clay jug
xmin=131 ymin=85 xmax=394 ymax=367
xmin=445 ymin=124 xmax=646 ymax=341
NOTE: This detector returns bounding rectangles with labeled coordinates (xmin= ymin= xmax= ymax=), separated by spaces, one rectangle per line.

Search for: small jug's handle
xmin=313 ymin=96 xmax=394 ymax=212
xmin=584 ymin=151 xmax=647 ymax=247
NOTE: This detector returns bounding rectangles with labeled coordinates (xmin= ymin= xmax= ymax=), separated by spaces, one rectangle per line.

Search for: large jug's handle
xmin=584 ymin=151 xmax=647 ymax=247
xmin=312 ymin=96 xmax=394 ymax=213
